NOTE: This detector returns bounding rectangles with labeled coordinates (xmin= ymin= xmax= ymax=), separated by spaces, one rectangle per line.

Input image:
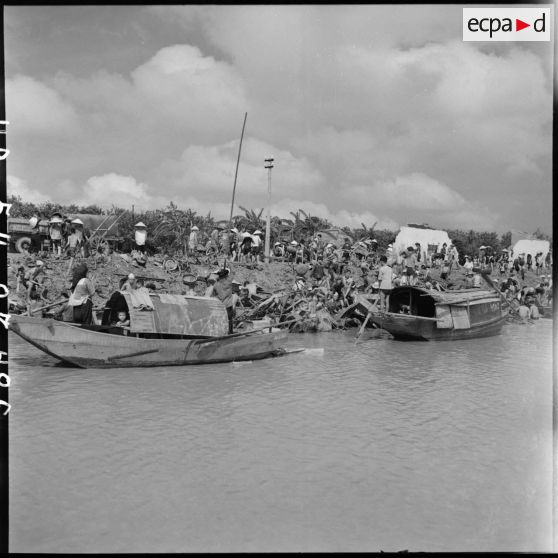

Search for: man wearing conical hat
xmin=134 ymin=221 xmax=147 ymax=254
xmin=69 ymin=218 xmax=88 ymax=257
xmin=187 ymin=225 xmax=199 ymax=259
xmin=49 ymin=214 xmax=64 ymax=257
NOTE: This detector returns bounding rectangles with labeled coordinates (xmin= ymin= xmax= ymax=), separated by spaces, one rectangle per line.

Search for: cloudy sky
xmin=4 ymin=5 xmax=553 ymax=233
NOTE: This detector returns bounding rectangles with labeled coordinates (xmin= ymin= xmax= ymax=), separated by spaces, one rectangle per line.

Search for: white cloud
xmin=368 ymin=173 xmax=466 ymax=212
xmin=7 ymin=175 xmax=50 ymax=202
xmin=3 ymin=6 xmax=552 ymax=234
xmin=72 ymin=173 xmax=167 ymax=211
xmin=5 ymin=75 xmax=79 ymax=135
xmin=269 ymin=198 xmax=397 ymax=230
xmin=158 ymin=137 xmax=324 ymax=206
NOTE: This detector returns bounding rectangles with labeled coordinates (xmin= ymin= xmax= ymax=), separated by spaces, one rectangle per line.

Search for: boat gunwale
xmin=9 ymin=315 xmax=289 ymax=368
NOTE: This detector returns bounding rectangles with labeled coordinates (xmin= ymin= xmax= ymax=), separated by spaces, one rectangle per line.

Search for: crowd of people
xmin=10 ymin=212 xmax=553 ymax=329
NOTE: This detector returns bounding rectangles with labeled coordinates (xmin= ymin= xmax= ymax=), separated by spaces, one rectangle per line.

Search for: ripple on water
xmin=8 ymin=322 xmax=553 ymax=552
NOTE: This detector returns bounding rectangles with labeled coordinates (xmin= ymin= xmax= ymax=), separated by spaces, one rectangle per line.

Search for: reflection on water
xmin=8 ymin=321 xmax=553 ymax=552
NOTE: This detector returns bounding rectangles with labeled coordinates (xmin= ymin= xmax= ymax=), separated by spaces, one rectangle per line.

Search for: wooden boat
xmin=9 ymin=292 xmax=289 ymax=368
xmin=366 ymin=286 xmax=509 ymax=341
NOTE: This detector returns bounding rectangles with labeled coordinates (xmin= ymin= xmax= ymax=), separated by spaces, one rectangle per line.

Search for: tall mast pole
xmin=229 ymin=112 xmax=248 ymax=227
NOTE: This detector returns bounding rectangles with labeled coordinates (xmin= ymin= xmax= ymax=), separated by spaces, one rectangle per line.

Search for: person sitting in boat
xmin=115 ymin=311 xmax=130 ymax=335
xmin=101 ymin=277 xmax=130 ymax=326
xmin=67 ymin=263 xmax=95 ymax=324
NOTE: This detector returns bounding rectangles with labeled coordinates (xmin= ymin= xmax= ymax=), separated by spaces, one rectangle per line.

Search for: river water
xmin=8 ymin=320 xmax=554 ymax=552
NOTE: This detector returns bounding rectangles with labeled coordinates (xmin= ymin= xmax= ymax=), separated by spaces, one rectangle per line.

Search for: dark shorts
xmin=251 ymin=246 xmax=261 ymax=255
xmin=380 ymin=289 xmax=392 ymax=295
xmin=405 ymin=266 xmax=415 ymax=276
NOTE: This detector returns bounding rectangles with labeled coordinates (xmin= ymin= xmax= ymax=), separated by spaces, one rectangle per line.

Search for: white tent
xmin=511 ymin=239 xmax=550 ymax=261
xmin=393 ymin=226 xmax=455 ymax=261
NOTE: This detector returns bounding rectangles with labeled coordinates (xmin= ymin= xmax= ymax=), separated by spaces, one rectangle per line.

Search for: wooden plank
xmin=122 ymin=292 xmax=228 ymax=336
xmin=435 ymin=304 xmax=453 ymax=328
xmin=451 ymin=306 xmax=471 ymax=329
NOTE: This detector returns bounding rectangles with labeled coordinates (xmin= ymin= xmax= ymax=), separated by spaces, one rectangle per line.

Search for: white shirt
xmin=68 ymin=277 xmax=95 ymax=306
xmin=378 ymin=264 xmax=393 ymax=290
xmin=135 ymin=230 xmax=147 ymax=246
xmin=251 ymin=234 xmax=261 ymax=248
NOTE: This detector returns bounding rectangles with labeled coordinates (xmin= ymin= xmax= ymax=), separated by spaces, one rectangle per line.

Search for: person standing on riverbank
xmin=229 ymin=228 xmax=239 ymax=261
xmin=187 ymin=225 xmax=199 ymax=259
xmin=239 ymin=231 xmax=253 ymax=263
xmin=65 ymin=226 xmax=79 ymax=257
xmin=49 ymin=214 xmax=63 ymax=257
xmin=71 ymin=218 xmax=88 ymax=257
xmin=134 ymin=222 xmax=147 ymax=253
xmin=251 ymin=230 xmax=263 ymax=263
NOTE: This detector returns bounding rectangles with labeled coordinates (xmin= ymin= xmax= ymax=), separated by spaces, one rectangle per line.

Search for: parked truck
xmin=7 ymin=213 xmax=125 ymax=254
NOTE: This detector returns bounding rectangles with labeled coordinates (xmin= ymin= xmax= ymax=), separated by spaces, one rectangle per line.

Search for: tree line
xmin=8 ymin=194 xmax=549 ymax=258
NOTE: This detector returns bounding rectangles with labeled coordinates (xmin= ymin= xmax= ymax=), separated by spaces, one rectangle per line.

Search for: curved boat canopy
xmin=122 ymin=292 xmax=228 ymax=336
xmin=388 ymin=286 xmax=503 ymax=330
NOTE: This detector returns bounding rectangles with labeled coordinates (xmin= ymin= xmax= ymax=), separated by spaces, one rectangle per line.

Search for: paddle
xmin=481 ymin=271 xmax=507 ymax=302
xmin=28 ymin=297 xmax=68 ymax=315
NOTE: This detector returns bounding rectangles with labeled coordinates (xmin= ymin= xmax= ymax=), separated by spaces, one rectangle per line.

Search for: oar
xmin=28 ymin=297 xmax=68 ymax=315
xmin=481 ymin=271 xmax=507 ymax=303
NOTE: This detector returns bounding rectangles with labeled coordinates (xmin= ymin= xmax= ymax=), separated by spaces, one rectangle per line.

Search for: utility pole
xmin=264 ymin=157 xmax=274 ymax=263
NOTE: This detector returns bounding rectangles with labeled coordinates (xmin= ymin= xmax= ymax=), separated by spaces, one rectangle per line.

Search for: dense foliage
xmin=7 ymin=194 xmax=545 ymax=258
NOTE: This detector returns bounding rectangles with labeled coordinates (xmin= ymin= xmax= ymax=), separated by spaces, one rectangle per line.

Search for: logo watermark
xmin=463 ymin=7 xmax=551 ymax=41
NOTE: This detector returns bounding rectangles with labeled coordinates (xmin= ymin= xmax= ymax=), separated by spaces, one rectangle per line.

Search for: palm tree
xmin=151 ymin=203 xmax=192 ymax=255
xmin=236 ymin=206 xmax=265 ymax=232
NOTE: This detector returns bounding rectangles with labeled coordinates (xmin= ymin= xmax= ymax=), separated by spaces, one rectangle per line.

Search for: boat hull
xmin=9 ymin=316 xmax=289 ymax=368
xmin=368 ymin=313 xmax=508 ymax=341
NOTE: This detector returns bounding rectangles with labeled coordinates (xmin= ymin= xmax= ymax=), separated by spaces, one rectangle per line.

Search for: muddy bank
xmin=6 ymin=250 xmax=547 ymax=326
xmin=7 ymin=251 xmax=301 ymax=311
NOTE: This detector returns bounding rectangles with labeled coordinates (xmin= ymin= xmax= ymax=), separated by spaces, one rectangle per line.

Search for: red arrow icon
xmin=516 ymin=18 xmax=530 ymax=31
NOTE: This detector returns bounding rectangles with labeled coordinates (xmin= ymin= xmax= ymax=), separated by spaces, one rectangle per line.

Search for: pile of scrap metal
xmin=233 ymin=284 xmax=378 ymax=333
